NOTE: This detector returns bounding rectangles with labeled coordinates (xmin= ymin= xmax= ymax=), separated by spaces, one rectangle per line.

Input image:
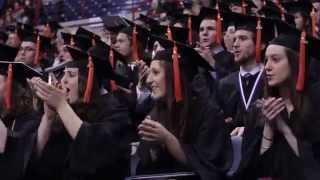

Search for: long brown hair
xmin=149 ymin=60 xmax=193 ymax=141
xmin=264 ymin=47 xmax=311 ymax=137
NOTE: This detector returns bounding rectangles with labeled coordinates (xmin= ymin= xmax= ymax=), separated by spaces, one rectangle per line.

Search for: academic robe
xmin=136 ymin=76 xmax=232 ymax=180
xmin=218 ymin=71 xmax=265 ymax=132
xmin=235 ymin=105 xmax=320 ymax=180
xmin=212 ymin=50 xmax=238 ymax=80
xmin=0 ymin=111 xmax=41 ymax=180
xmin=24 ymin=93 xmax=133 ymax=180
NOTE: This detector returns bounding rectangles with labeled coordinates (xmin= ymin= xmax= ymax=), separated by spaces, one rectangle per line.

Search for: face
xmin=61 ymin=68 xmax=79 ymax=104
xmin=14 ymin=41 xmax=36 ymax=65
xmin=199 ymin=19 xmax=217 ymax=48
xmin=252 ymin=0 xmax=264 ymax=10
xmin=265 ymin=44 xmax=291 ymax=87
xmin=223 ymin=25 xmax=236 ymax=52
xmin=57 ymin=45 xmax=72 ymax=63
xmin=6 ymin=33 xmax=21 ymax=48
xmin=294 ymin=12 xmax=304 ymax=30
xmin=313 ymin=2 xmax=320 ymax=23
xmin=146 ymin=60 xmax=166 ymax=100
xmin=233 ymin=30 xmax=256 ymax=64
xmin=230 ymin=4 xmax=243 ymax=14
xmin=114 ymin=33 xmax=132 ymax=58
xmin=0 ymin=75 xmax=5 ymax=102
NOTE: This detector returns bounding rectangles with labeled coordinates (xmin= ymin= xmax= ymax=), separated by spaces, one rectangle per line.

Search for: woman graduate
xmin=26 ymin=45 xmax=133 ymax=180
xmin=236 ymin=30 xmax=320 ymax=180
xmin=136 ymin=36 xmax=232 ymax=180
xmin=0 ymin=61 xmax=42 ymax=180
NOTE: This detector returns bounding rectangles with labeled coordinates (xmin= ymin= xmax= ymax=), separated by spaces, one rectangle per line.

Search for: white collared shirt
xmin=239 ymin=63 xmax=264 ymax=76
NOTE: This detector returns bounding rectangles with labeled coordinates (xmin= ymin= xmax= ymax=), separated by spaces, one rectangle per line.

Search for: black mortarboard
xmin=150 ymin=24 xmax=189 ymax=44
xmin=150 ymin=35 xmax=213 ymax=102
xmin=44 ymin=21 xmax=62 ymax=32
xmin=0 ymin=31 xmax=8 ymax=43
xmin=269 ymin=21 xmax=320 ymax=92
xmin=226 ymin=0 xmax=257 ymax=14
xmin=282 ymin=0 xmax=314 ymax=17
xmin=0 ymin=44 xmax=18 ymax=61
xmin=76 ymin=27 xmax=101 ymax=47
xmin=21 ymin=33 xmax=52 ymax=51
xmin=61 ymin=32 xmax=92 ymax=52
xmin=258 ymin=4 xmax=295 ymax=25
xmin=0 ymin=61 xmax=43 ymax=109
xmin=102 ymin=15 xmax=129 ymax=33
xmin=136 ymin=14 xmax=159 ymax=27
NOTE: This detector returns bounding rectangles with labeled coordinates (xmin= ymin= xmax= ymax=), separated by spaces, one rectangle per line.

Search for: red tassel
xmin=172 ymin=43 xmax=183 ymax=102
xmin=296 ymin=31 xmax=307 ymax=92
xmin=255 ymin=17 xmax=262 ymax=63
xmin=108 ymin=49 xmax=118 ymax=91
xmin=216 ymin=10 xmax=223 ymax=46
xmin=33 ymin=35 xmax=41 ymax=66
xmin=311 ymin=8 xmax=317 ymax=37
xmin=187 ymin=16 xmax=192 ymax=45
xmin=241 ymin=0 xmax=246 ymax=15
xmin=91 ymin=36 xmax=96 ymax=47
xmin=83 ymin=56 xmax=95 ymax=103
xmin=132 ymin=26 xmax=139 ymax=61
xmin=166 ymin=26 xmax=173 ymax=41
xmin=4 ymin=64 xmax=13 ymax=110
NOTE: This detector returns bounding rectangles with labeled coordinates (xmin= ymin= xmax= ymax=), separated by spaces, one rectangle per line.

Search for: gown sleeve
xmin=67 ymin=95 xmax=133 ymax=177
xmin=182 ymin=98 xmax=233 ymax=180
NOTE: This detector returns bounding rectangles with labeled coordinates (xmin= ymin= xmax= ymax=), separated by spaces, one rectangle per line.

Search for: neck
xmin=241 ymin=58 xmax=258 ymax=72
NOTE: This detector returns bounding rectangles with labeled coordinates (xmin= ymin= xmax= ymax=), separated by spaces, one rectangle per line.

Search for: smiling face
xmin=61 ymin=67 xmax=79 ymax=104
xmin=232 ymin=29 xmax=256 ymax=65
xmin=199 ymin=19 xmax=217 ymax=48
xmin=265 ymin=44 xmax=291 ymax=87
xmin=146 ymin=60 xmax=167 ymax=100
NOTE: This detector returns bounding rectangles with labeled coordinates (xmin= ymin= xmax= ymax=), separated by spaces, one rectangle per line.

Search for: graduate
xmin=218 ymin=13 xmax=276 ymax=133
xmin=136 ymin=36 xmax=232 ymax=180
xmin=25 ymin=45 xmax=133 ymax=180
xmin=0 ymin=61 xmax=42 ymax=180
xmin=236 ymin=28 xmax=320 ymax=180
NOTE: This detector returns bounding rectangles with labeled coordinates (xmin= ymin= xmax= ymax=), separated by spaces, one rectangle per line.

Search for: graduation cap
xmin=0 ymin=31 xmax=8 ymax=43
xmin=282 ymin=0 xmax=314 ymax=16
xmin=150 ymin=24 xmax=189 ymax=44
xmin=61 ymin=32 xmax=92 ymax=52
xmin=0 ymin=43 xmax=18 ymax=61
xmin=136 ymin=14 xmax=159 ymax=27
xmin=76 ymin=27 xmax=101 ymax=47
xmin=269 ymin=23 xmax=320 ymax=92
xmin=223 ymin=12 xmax=277 ymax=63
xmin=226 ymin=0 xmax=257 ymax=14
xmin=150 ymin=35 xmax=213 ymax=102
xmin=258 ymin=4 xmax=295 ymax=25
xmin=66 ymin=44 xmax=130 ymax=102
xmin=42 ymin=21 xmax=62 ymax=37
xmin=102 ymin=15 xmax=130 ymax=33
xmin=0 ymin=61 xmax=43 ymax=110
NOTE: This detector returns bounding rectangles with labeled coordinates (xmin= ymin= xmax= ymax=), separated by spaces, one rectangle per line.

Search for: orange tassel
xmin=91 ymin=34 xmax=96 ymax=47
xmin=296 ymin=31 xmax=307 ymax=92
xmin=33 ymin=35 xmax=41 ymax=66
xmin=187 ymin=16 xmax=192 ymax=45
xmin=255 ymin=18 xmax=262 ymax=63
xmin=166 ymin=26 xmax=173 ymax=41
xmin=241 ymin=0 xmax=246 ymax=15
xmin=108 ymin=49 xmax=118 ymax=91
xmin=311 ymin=8 xmax=317 ymax=37
xmin=216 ymin=10 xmax=223 ymax=46
xmin=4 ymin=64 xmax=13 ymax=110
xmin=132 ymin=26 xmax=139 ymax=61
xmin=83 ymin=56 xmax=95 ymax=103
xmin=172 ymin=43 xmax=183 ymax=102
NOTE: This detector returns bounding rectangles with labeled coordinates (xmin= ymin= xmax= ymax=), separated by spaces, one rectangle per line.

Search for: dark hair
xmin=0 ymin=79 xmax=34 ymax=122
xmin=264 ymin=47 xmax=311 ymax=137
xmin=149 ymin=60 xmax=192 ymax=140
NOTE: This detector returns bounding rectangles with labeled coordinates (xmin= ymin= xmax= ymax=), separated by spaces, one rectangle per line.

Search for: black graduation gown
xmin=213 ymin=50 xmax=238 ymax=80
xmin=0 ymin=111 xmax=41 ymax=180
xmin=218 ymin=71 xmax=264 ymax=132
xmin=24 ymin=93 xmax=133 ymax=180
xmin=235 ymin=107 xmax=320 ymax=180
xmin=136 ymin=88 xmax=232 ymax=180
